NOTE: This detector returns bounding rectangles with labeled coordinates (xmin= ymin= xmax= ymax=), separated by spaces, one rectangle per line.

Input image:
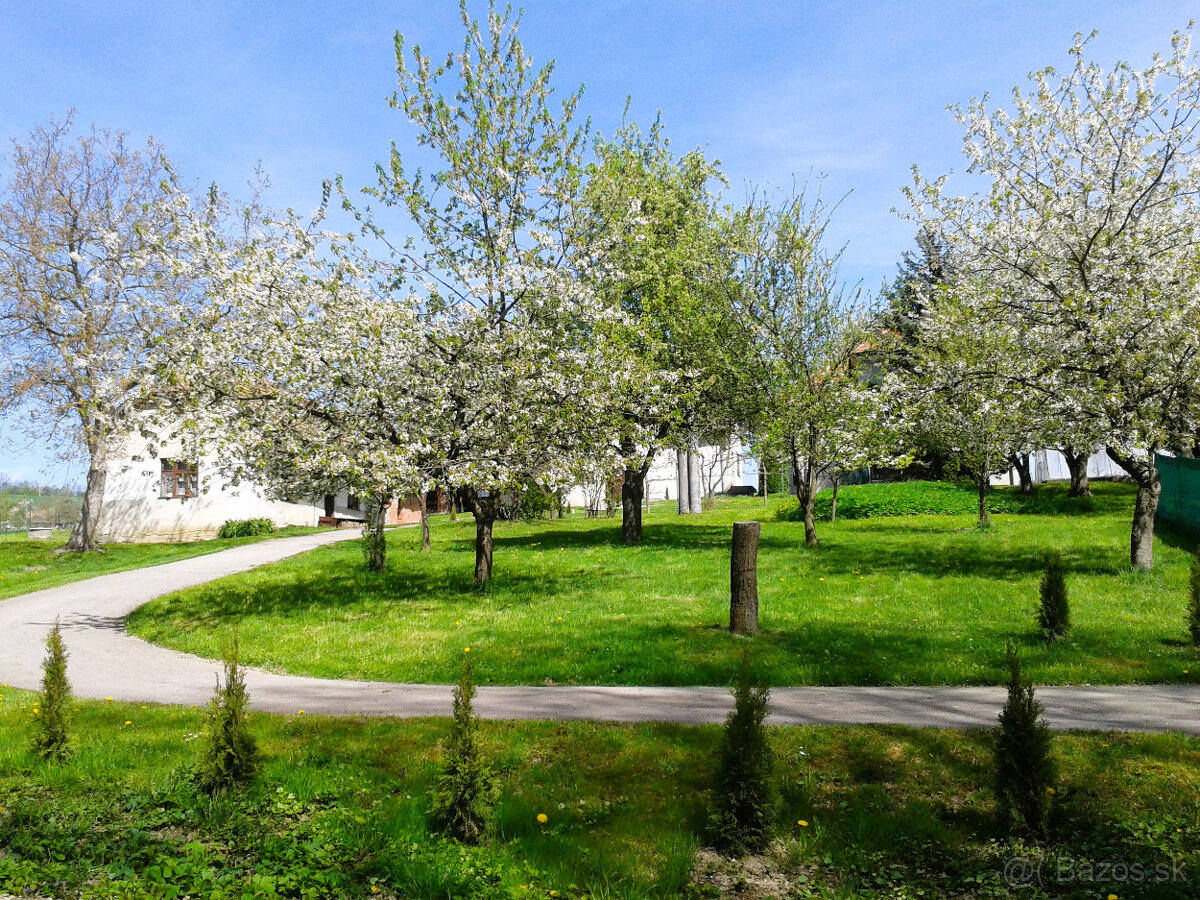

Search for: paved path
xmin=2 ymin=531 xmax=1198 ymax=734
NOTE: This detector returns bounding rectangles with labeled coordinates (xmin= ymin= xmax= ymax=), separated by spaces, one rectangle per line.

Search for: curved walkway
xmin=1 ymin=530 xmax=1197 ymax=734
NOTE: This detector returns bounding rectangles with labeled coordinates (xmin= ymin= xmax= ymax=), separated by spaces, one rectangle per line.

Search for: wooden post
xmin=730 ymin=521 xmax=761 ymax=635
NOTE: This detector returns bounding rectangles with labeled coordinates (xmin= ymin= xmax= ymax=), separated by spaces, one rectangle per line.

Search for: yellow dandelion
xmin=124 ymin=720 xmax=132 ymax=726
xmin=297 ymin=710 xmax=306 ymax=715
xmin=798 ymin=819 xmax=809 ymax=827
xmin=1046 ymin=787 xmax=1056 ymax=795
xmin=550 ymin=892 xmax=559 ymax=897
xmin=536 ymin=813 xmax=548 ymax=824
xmin=105 ymin=696 xmax=113 ymax=701
xmin=371 ymin=887 xmax=379 ymax=894
xmin=1108 ymin=894 xmax=1118 ymax=900
xmin=464 ymin=647 xmax=471 ymax=653
xmin=140 ymin=705 xmax=147 ymax=709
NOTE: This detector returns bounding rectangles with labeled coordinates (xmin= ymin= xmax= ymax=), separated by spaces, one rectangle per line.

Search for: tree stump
xmin=730 ymin=521 xmax=761 ymax=635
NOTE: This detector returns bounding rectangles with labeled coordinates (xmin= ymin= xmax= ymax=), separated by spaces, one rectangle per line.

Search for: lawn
xmin=128 ymin=483 xmax=1200 ymax=687
xmin=1 ymin=691 xmax=1196 ymax=899
xmin=0 ymin=526 xmax=325 ymax=600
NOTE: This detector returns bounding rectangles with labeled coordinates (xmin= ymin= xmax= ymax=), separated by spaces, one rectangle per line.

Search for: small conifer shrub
xmin=195 ymin=639 xmax=259 ymax=794
xmin=32 ymin=619 xmax=73 ymax=761
xmin=995 ymin=641 xmax=1057 ymax=837
xmin=1188 ymin=553 xmax=1200 ymax=647
xmin=1037 ymin=550 xmax=1070 ymax=641
xmin=430 ymin=652 xmax=498 ymax=843
xmin=710 ymin=650 xmax=778 ymax=855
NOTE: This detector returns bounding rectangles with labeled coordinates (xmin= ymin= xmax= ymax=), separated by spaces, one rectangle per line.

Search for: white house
xmin=991 ymin=448 xmax=1126 ymax=487
xmin=95 ymin=427 xmax=431 ymax=543
xmin=564 ymin=440 xmax=758 ymax=511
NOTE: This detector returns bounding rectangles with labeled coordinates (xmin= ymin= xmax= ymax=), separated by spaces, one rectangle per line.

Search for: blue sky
xmin=0 ymin=0 xmax=1193 ymax=485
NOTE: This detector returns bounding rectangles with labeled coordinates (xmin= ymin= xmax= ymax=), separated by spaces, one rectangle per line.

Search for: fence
xmin=1156 ymin=453 xmax=1200 ymax=536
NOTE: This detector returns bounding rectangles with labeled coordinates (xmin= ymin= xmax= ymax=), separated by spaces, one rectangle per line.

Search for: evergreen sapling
xmin=195 ymin=638 xmax=259 ymax=793
xmin=1037 ymin=550 xmax=1070 ymax=641
xmin=1187 ymin=552 xmax=1200 ymax=647
xmin=995 ymin=641 xmax=1057 ymax=837
xmin=430 ymin=652 xmax=498 ymax=843
xmin=32 ymin=618 xmax=73 ymax=761
xmin=710 ymin=650 xmax=778 ymax=855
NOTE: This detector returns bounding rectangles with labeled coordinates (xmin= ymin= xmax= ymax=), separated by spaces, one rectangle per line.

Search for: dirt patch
xmin=690 ymin=845 xmax=823 ymax=899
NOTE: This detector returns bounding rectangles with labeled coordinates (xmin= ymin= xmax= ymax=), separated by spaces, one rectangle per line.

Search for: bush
xmin=709 ymin=650 xmax=777 ymax=855
xmin=195 ymin=639 xmax=259 ymax=794
xmin=31 ymin=619 xmax=73 ymax=761
xmin=1189 ymin=553 xmax=1200 ymax=647
xmin=1037 ymin=551 xmax=1070 ymax=641
xmin=994 ymin=641 xmax=1056 ymax=837
xmin=430 ymin=652 xmax=498 ymax=843
xmin=217 ymin=518 xmax=276 ymax=539
xmin=775 ymin=480 xmax=1096 ymax=522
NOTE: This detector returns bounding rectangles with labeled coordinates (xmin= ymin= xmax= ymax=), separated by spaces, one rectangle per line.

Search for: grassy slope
xmin=0 ymin=526 xmax=324 ymax=600
xmin=129 ymin=484 xmax=1200 ymax=687
xmin=1 ymin=691 xmax=1196 ymax=899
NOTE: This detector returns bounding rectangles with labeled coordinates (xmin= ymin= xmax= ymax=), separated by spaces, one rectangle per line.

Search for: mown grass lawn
xmin=128 ymin=484 xmax=1200 ymax=687
xmin=0 ymin=526 xmax=325 ymax=600
xmin=1 ymin=691 xmax=1196 ymax=899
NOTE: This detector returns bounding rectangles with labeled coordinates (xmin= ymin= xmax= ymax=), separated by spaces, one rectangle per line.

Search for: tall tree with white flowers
xmin=907 ymin=30 xmax=1200 ymax=569
xmin=346 ymin=1 xmax=618 ymax=585
xmin=577 ymin=118 xmax=734 ymax=543
xmin=728 ymin=189 xmax=897 ymax=546
xmin=0 ymin=115 xmax=197 ymax=551
xmin=174 ymin=211 xmax=430 ymax=572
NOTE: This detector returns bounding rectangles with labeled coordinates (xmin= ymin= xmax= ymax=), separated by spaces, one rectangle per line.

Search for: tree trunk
xmin=364 ymin=493 xmax=392 ymax=571
xmin=687 ymin=448 xmax=703 ymax=514
xmin=621 ymin=464 xmax=647 ymax=545
xmin=418 ymin=490 xmax=431 ymax=552
xmin=65 ymin=455 xmax=107 ymax=551
xmin=791 ymin=453 xmax=818 ymax=546
xmin=729 ymin=521 xmax=761 ymax=635
xmin=1009 ymin=453 xmax=1033 ymax=494
xmin=445 ymin=482 xmax=458 ymax=521
xmin=1062 ymin=447 xmax=1092 ymax=497
xmin=469 ymin=492 xmax=497 ymax=587
xmin=830 ymin=474 xmax=841 ymax=524
xmin=676 ymin=450 xmax=688 ymax=515
xmin=976 ymin=475 xmax=992 ymax=529
xmin=1106 ymin=446 xmax=1160 ymax=571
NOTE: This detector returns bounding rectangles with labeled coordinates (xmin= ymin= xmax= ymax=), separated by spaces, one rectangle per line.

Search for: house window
xmin=346 ymin=494 xmax=360 ymax=511
xmin=160 ymin=459 xmax=198 ymax=499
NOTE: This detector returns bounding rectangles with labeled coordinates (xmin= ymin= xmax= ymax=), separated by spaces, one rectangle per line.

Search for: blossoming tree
xmin=907 ymin=30 xmax=1200 ymax=569
xmin=346 ymin=1 xmax=620 ymax=584
xmin=0 ymin=116 xmax=198 ymax=550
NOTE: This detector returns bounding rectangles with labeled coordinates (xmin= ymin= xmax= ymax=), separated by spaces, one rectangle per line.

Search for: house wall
xmin=97 ymin=431 xmax=320 ymax=543
xmin=990 ymin=448 xmax=1127 ymax=487
xmin=563 ymin=440 xmax=757 ymax=509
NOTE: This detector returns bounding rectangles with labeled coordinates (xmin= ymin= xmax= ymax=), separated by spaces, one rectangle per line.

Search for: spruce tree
xmin=995 ymin=641 xmax=1057 ymax=837
xmin=430 ymin=653 xmax=497 ymax=843
xmin=1037 ymin=550 xmax=1070 ymax=641
xmin=32 ymin=619 xmax=73 ymax=761
xmin=710 ymin=650 xmax=777 ymax=855
xmin=1188 ymin=552 xmax=1200 ymax=647
xmin=195 ymin=639 xmax=259 ymax=793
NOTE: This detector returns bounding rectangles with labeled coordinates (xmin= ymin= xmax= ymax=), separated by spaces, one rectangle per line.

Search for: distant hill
xmin=0 ymin=480 xmax=83 ymax=530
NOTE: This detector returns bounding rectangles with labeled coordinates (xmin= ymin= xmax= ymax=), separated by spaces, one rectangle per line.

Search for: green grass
xmin=1 ymin=691 xmax=1196 ymax=899
xmin=0 ymin=526 xmax=325 ymax=600
xmin=129 ymin=484 xmax=1200 ymax=687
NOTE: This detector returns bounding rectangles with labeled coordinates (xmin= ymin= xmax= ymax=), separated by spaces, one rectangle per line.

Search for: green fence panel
xmin=1156 ymin=453 xmax=1200 ymax=534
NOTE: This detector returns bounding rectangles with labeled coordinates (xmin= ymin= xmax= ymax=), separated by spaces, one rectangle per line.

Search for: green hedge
xmin=774 ymin=481 xmax=1100 ymax=522
xmin=216 ymin=518 xmax=277 ymax=539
